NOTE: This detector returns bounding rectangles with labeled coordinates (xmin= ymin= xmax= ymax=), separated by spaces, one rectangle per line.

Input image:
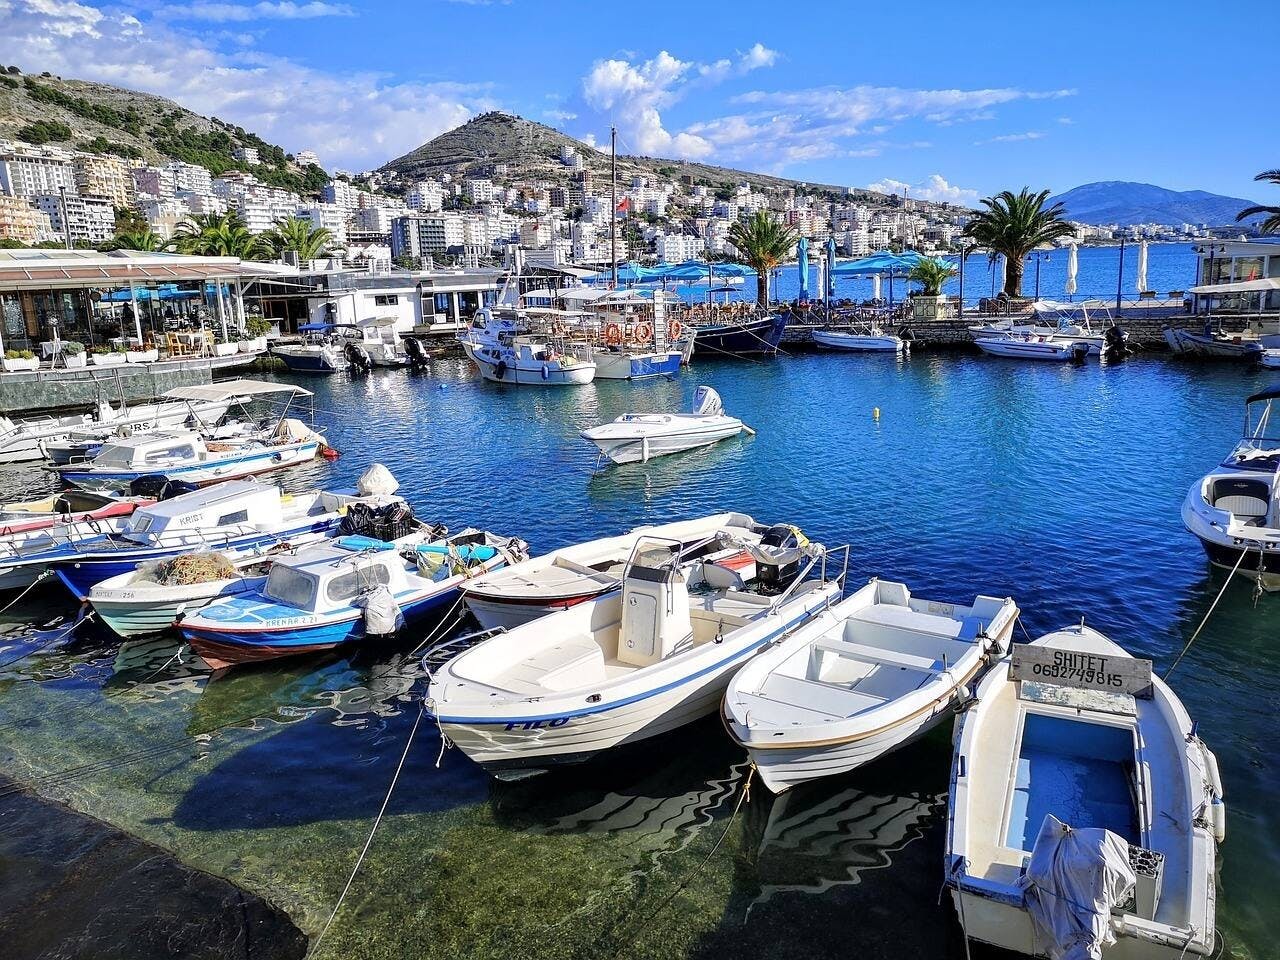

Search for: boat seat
xmin=1213 ymin=494 xmax=1269 ymax=524
xmin=755 ymin=672 xmax=887 ymax=718
xmin=848 ymin=603 xmax=984 ymax=640
xmin=812 ymin=637 xmax=943 ymax=674
xmin=496 ymin=635 xmax=606 ymax=693
xmin=697 ymin=589 xmax=772 ymax=622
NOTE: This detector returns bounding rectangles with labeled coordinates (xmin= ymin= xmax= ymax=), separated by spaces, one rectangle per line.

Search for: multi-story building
xmin=519 ymin=220 xmax=553 ymax=249
xmin=390 ymin=213 xmax=466 ymax=260
xmin=464 ymin=179 xmax=496 ymax=204
xmin=405 ymin=181 xmax=443 ymax=212
xmin=349 ymin=205 xmax=396 ymax=236
xmin=131 ymin=165 xmax=171 ymax=199
xmin=657 ymin=232 xmax=704 ymax=263
xmin=136 ymin=196 xmax=192 ymax=239
xmin=167 ymin=161 xmax=213 ymax=196
xmin=35 ymin=192 xmax=115 ymax=246
xmin=548 ymin=186 xmax=567 ymax=209
xmin=0 ymin=145 xmax=77 ymax=199
xmin=73 ymin=154 xmax=134 ymax=208
xmin=322 ymin=178 xmax=362 ymax=212
xmin=0 ymin=194 xmax=54 ymax=244
xmin=297 ymin=203 xmax=348 ymax=246
xmin=295 ymin=150 xmax=320 ymax=168
xmin=173 ymin=190 xmax=227 ymax=216
xmin=231 ymin=146 xmax=260 ymax=166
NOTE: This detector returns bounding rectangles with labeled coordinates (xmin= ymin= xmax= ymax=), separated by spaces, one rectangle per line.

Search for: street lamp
xmin=1033 ymin=252 xmax=1051 ymax=301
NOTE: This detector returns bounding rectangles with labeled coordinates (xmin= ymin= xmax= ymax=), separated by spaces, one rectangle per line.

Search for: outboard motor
xmin=1069 ymin=341 xmax=1090 ymax=364
xmin=690 ymin=385 xmax=723 ymax=416
xmin=756 ymin=524 xmax=804 ymax=591
xmin=1102 ymin=325 xmax=1129 ymax=360
xmin=403 ymin=336 xmax=430 ymax=371
xmin=344 ymin=341 xmax=373 ymax=373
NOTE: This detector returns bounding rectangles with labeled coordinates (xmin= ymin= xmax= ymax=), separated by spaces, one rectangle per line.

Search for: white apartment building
xmin=0 ymin=194 xmax=54 ymax=244
xmin=405 ymin=181 xmax=443 ymax=212
xmin=349 ymin=205 xmax=396 ymax=235
xmin=229 ymin=193 xmax=300 ymax=234
xmin=321 ymin=178 xmax=362 ymax=212
xmin=231 ymin=146 xmax=260 ymax=165
xmin=295 ymin=150 xmax=320 ymax=167
xmin=136 ymin=196 xmax=192 ymax=239
xmin=657 ymin=232 xmax=704 ymax=263
xmin=35 ymin=192 xmax=115 ymax=245
xmin=168 ymin=161 xmax=213 ymax=196
xmin=73 ymin=154 xmax=134 ymax=208
xmin=173 ymin=190 xmax=227 ymax=216
xmin=297 ymin=203 xmax=348 ymax=246
xmin=0 ymin=146 xmax=77 ymax=199
xmin=391 ymin=213 xmax=466 ymax=259
xmin=464 ymin=179 xmax=496 ymax=204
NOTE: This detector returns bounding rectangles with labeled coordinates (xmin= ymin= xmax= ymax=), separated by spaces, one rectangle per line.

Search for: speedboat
xmin=336 ymin=317 xmax=411 ymax=371
xmin=1181 ymin=385 xmax=1280 ymax=588
xmin=970 ymin=300 xmax=1126 ymax=357
xmin=89 ymin=549 xmax=280 ymax=638
xmin=459 ymin=512 xmax=768 ymax=630
xmin=580 ymin=386 xmax=748 ymax=465
xmin=273 ymin=324 xmax=348 ymax=373
xmin=946 ymin=623 xmax=1222 ymax=959
xmin=18 ymin=477 xmax=404 ymax=599
xmin=461 ymin=308 xmax=596 ymax=385
xmin=812 ymin=325 xmax=908 ymax=353
xmin=54 ymin=421 xmax=327 ymax=492
xmin=0 ymin=391 xmax=238 ymax=465
xmin=427 ymin=530 xmax=846 ymax=776
xmin=723 ymin=578 xmax=1018 ymax=794
xmin=974 ymin=332 xmax=1092 ymax=362
xmin=691 ymin=313 xmax=788 ymax=358
xmin=1163 ymin=322 xmax=1276 ymax=359
xmin=180 ymin=528 xmax=527 ymax=669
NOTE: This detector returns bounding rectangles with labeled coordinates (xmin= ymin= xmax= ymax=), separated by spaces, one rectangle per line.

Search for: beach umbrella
xmin=872 ymin=274 xmax=882 ymax=300
xmin=994 ymin=255 xmax=1007 ymax=296
xmin=796 ymin=237 xmax=810 ymax=300
xmin=1136 ymin=239 xmax=1149 ymax=294
xmin=1065 ymin=242 xmax=1079 ymax=297
xmin=826 ymin=236 xmax=837 ymax=299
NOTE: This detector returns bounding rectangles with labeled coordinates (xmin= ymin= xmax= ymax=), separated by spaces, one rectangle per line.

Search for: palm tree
xmin=265 ymin=215 xmax=337 ymax=260
xmin=1236 ymin=169 xmax=1280 ymax=234
xmin=907 ymin=258 xmax=957 ymax=296
xmin=172 ymin=213 xmax=269 ymax=260
xmin=107 ymin=228 xmax=168 ymax=253
xmin=727 ymin=211 xmax=798 ymax=306
xmin=962 ymin=189 xmax=1076 ymax=297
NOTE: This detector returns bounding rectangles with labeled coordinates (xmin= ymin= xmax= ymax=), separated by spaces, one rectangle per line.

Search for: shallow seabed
xmin=0 ymin=350 xmax=1275 ymax=959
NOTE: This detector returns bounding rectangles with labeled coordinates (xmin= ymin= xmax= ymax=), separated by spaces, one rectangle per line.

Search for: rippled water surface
xmin=0 ymin=349 xmax=1275 ymax=959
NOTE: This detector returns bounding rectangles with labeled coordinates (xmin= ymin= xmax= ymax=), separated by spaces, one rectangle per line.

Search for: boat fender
xmin=357 ymin=585 xmax=402 ymax=636
xmin=1203 ymin=743 xmax=1224 ymax=800
xmin=1209 ymin=793 xmax=1226 ymax=843
xmin=541 ymin=364 xmax=549 ymax=380
xmin=495 ymin=359 xmax=507 ymax=380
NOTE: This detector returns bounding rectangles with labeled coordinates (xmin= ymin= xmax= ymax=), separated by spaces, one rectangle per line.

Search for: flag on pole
xmin=615 ymin=197 xmax=631 ymax=214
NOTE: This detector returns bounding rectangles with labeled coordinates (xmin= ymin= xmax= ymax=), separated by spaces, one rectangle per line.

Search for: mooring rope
xmin=0 ymin=605 xmax=91 ymax=673
xmin=1163 ymin=543 xmax=1253 ymax=681
xmin=311 ymin=702 xmax=425 ymax=957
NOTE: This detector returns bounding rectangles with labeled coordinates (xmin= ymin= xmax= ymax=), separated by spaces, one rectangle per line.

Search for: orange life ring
xmin=634 ymin=321 xmax=653 ymax=342
xmin=668 ymin=319 xmax=683 ymax=341
xmin=604 ymin=323 xmax=623 ymax=346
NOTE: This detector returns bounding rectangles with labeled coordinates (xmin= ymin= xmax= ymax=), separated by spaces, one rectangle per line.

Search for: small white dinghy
xmin=811 ymin=326 xmax=908 ymax=353
xmin=947 ymin=623 xmax=1223 ymax=960
xmin=723 ymin=579 xmax=1017 ymax=793
xmin=580 ymin=386 xmax=748 ymax=465
xmin=974 ymin=332 xmax=1092 ymax=362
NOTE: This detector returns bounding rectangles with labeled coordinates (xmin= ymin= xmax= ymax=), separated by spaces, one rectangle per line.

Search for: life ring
xmin=604 ymin=323 xmax=623 ymax=346
xmin=634 ymin=321 xmax=653 ymax=342
xmin=669 ymin=319 xmax=683 ymax=341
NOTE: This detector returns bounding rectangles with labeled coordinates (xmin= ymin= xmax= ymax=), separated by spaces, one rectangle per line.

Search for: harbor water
xmin=0 ymin=349 xmax=1275 ymax=959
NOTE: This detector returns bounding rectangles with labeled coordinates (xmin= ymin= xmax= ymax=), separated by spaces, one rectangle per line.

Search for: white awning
xmin=162 ymin=379 xmax=313 ymax=402
xmin=1189 ymin=277 xmax=1280 ymax=294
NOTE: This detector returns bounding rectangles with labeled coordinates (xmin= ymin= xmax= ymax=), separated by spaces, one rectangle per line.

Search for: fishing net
xmin=152 ymin=552 xmax=238 ymax=585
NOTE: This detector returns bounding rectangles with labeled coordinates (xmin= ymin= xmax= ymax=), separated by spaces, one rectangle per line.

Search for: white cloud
xmin=1 ymin=0 xmax=494 ymax=169
xmin=975 ymin=131 xmax=1046 ymax=145
xmin=543 ymin=109 xmax=577 ymax=123
xmin=580 ymin=44 xmax=777 ymax=159
xmin=155 ymin=2 xmax=355 ymax=21
xmin=868 ymin=174 xmax=980 ymax=206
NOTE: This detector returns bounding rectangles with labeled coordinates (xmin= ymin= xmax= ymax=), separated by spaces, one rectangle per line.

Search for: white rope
xmin=1163 ymin=544 xmax=1252 ymax=680
xmin=311 ymin=703 xmax=425 ymax=957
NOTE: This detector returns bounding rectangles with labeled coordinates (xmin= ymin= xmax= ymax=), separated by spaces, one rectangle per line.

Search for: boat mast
xmin=610 ymin=125 xmax=618 ymax=290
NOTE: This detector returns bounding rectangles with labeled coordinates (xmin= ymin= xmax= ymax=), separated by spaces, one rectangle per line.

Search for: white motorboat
xmin=461 ymin=308 xmax=596 ymax=385
xmin=273 ymin=324 xmax=348 ymax=373
xmin=1163 ymin=322 xmax=1275 ymax=359
xmin=428 ymin=531 xmax=846 ymax=776
xmin=974 ymin=332 xmax=1092 ymax=362
xmin=812 ymin=326 xmax=908 ymax=353
xmin=946 ymin=623 xmax=1222 ymax=960
xmin=580 ymin=386 xmax=748 ymax=465
xmin=0 ymin=492 xmax=152 ymax=591
xmin=336 ymin=317 xmax=410 ymax=370
xmin=89 ymin=549 xmax=280 ymax=638
xmin=723 ymin=578 xmax=1018 ymax=794
xmin=1180 ymin=385 xmax=1280 ymax=589
xmin=970 ymin=300 xmax=1127 ymax=357
xmin=460 ymin=512 xmax=767 ymax=631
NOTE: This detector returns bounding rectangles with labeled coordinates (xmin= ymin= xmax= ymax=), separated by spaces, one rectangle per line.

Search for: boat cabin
xmin=87 ymin=431 xmax=213 ymax=471
xmin=122 ymin=480 xmax=287 ymax=543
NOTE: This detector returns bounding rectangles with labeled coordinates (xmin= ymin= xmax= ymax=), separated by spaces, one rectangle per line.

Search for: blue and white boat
xmin=22 ymin=479 xmax=401 ymax=599
xmin=179 ymin=528 xmax=527 ymax=669
xmin=428 ymin=529 xmax=845 ymax=777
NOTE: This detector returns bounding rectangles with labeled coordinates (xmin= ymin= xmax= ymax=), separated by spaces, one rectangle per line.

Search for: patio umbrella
xmin=826 ymin=236 xmax=837 ymax=299
xmin=1136 ymin=239 xmax=1149 ymax=294
xmin=1065 ymin=242 xmax=1079 ymax=297
xmin=871 ymin=274 xmax=882 ymax=300
xmin=797 ymin=237 xmax=810 ymax=301
xmin=993 ymin=255 xmax=1007 ymax=296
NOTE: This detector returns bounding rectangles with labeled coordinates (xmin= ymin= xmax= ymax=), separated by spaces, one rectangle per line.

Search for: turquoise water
xmin=0 ymin=349 xmax=1275 ymax=959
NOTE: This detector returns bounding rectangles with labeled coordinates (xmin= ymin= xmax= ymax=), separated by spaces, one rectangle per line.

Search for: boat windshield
xmin=92 ymin=443 xmax=136 ymax=467
xmin=1242 ymin=397 xmax=1280 ymax=448
xmin=265 ymin=564 xmax=318 ymax=609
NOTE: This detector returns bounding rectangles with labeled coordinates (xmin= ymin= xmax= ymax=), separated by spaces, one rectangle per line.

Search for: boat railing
xmin=767 ymin=542 xmax=851 ymax=615
xmin=420 ymin=625 xmax=506 ymax=680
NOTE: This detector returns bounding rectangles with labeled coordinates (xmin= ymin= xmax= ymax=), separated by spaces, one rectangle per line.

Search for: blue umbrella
xmin=657 ymin=260 xmax=711 ymax=282
xmin=826 ymin=236 xmax=837 ymax=299
xmin=797 ymin=237 xmax=810 ymax=301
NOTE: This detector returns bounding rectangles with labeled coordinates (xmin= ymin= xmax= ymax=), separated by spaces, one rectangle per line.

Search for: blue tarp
xmin=299 ymin=322 xmax=333 ymax=332
xmin=797 ymin=237 xmax=810 ymax=300
xmin=826 ymin=237 xmax=837 ymax=298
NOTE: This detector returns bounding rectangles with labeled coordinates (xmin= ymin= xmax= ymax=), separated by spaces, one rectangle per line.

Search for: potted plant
xmin=90 ymin=345 xmax=125 ymax=366
xmin=126 ymin=342 xmax=159 ymax=363
xmin=62 ymin=341 xmax=87 ymax=368
xmin=240 ymin=315 xmax=272 ymax=352
xmin=2 ymin=349 xmax=38 ymax=372
xmin=906 ymin=258 xmax=958 ymax=321
xmin=213 ymin=332 xmax=239 ymax=357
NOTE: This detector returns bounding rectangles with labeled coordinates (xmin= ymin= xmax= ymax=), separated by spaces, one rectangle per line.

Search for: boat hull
xmin=585 ymin=421 xmax=744 ymax=465
xmin=691 ymin=314 xmax=788 ymax=357
xmin=463 ymin=343 xmax=596 ymax=385
xmin=462 ymin=588 xmax=612 ymax=631
xmin=273 ymin=346 xmax=345 ymax=373
xmin=591 ymin=350 xmax=683 ymax=380
xmin=974 ymin=337 xmax=1083 ymax=360
xmin=57 ymin=441 xmax=321 ymax=492
xmin=811 ymin=330 xmax=905 ymax=353
xmin=92 ymin=575 xmax=268 ymax=638
xmin=1163 ymin=326 xmax=1271 ymax=358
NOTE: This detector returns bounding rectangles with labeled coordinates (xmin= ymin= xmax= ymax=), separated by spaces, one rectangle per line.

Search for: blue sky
xmin=4 ymin=0 xmax=1274 ymax=204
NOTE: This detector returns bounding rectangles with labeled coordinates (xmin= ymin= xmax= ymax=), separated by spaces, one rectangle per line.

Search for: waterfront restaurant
xmin=1192 ymin=238 xmax=1280 ymax=314
xmin=0 ymin=248 xmax=296 ymax=357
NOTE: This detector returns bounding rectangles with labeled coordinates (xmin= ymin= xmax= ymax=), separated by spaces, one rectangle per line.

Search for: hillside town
xmin=0 ymin=123 xmax=1235 ymax=271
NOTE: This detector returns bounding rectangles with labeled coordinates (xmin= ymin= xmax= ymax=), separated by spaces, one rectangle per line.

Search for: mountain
xmin=379 ymin=111 xmax=941 ymax=211
xmin=1048 ymin=181 xmax=1263 ymax=227
xmin=0 ymin=67 xmax=326 ymax=196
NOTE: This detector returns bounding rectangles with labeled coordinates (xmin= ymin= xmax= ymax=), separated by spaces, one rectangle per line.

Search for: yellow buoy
xmin=873 ymin=407 xmax=880 ymax=420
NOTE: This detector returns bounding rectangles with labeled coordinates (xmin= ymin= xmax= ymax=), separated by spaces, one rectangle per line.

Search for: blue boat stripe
xmin=58 ymin=442 xmax=319 ymax=483
xmin=428 ymin=596 xmax=829 ymax=724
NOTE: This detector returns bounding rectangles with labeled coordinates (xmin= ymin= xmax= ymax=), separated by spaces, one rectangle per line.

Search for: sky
xmin=2 ymin=0 xmax=1275 ymax=204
